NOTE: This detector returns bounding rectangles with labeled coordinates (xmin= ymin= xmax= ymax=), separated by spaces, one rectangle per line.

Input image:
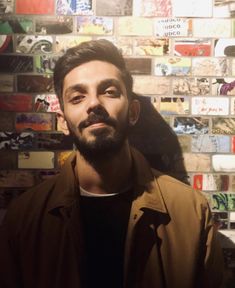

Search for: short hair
xmin=53 ymin=39 xmax=133 ymax=109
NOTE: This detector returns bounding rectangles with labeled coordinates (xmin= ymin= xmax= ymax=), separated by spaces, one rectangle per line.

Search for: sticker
xmin=118 ymin=17 xmax=153 ymax=36
xmin=172 ymin=0 xmax=212 ymax=17
xmin=212 ymin=117 xmax=235 ymax=135
xmin=0 ymin=0 xmax=13 ymax=14
xmin=35 ymin=55 xmax=58 ymax=74
xmin=174 ymin=38 xmax=211 ymax=56
xmin=214 ymin=39 xmax=235 ymax=57
xmin=55 ymin=35 xmax=92 ymax=53
xmin=159 ymin=97 xmax=189 ymax=115
xmin=18 ymin=151 xmax=55 ymax=169
xmin=0 ymin=132 xmax=35 ymax=150
xmin=173 ymin=77 xmax=209 ymax=95
xmin=16 ymin=0 xmax=54 ymax=14
xmin=133 ymin=76 xmax=170 ymax=95
xmin=37 ymin=133 xmax=73 ymax=150
xmin=0 ymin=55 xmax=33 ymax=73
xmin=0 ymin=35 xmax=13 ymax=53
xmin=0 ymin=170 xmax=35 ymax=187
xmin=193 ymin=19 xmax=231 ymax=38
xmin=177 ymin=135 xmax=191 ymax=152
xmin=183 ymin=153 xmax=211 ymax=172
xmin=212 ymin=155 xmax=235 ymax=172
xmin=192 ymin=58 xmax=229 ymax=76
xmin=96 ymin=0 xmax=132 ymax=16
xmin=173 ymin=117 xmax=209 ymax=134
xmin=193 ymin=174 xmax=229 ymax=191
xmin=155 ymin=18 xmax=192 ymax=37
xmin=15 ymin=113 xmax=54 ymax=131
xmin=212 ymin=78 xmax=235 ymax=95
xmin=232 ymin=136 xmax=235 ymax=153
xmin=212 ymin=193 xmax=235 ymax=211
xmin=0 ymin=112 xmax=14 ymax=131
xmin=77 ymin=16 xmax=113 ymax=35
xmin=125 ymin=58 xmax=152 ymax=75
xmin=191 ymin=97 xmax=229 ymax=115
xmin=35 ymin=16 xmax=73 ymax=34
xmin=192 ymin=135 xmax=230 ymax=153
xmin=0 ymin=94 xmax=32 ymax=112
xmin=0 ymin=74 xmax=14 ymax=92
xmin=214 ymin=0 xmax=235 ymax=18
xmin=17 ymin=75 xmax=54 ymax=93
xmin=134 ymin=37 xmax=169 ymax=56
xmin=0 ymin=17 xmax=33 ymax=34
xmin=133 ymin=0 xmax=172 ymax=17
xmin=154 ymin=57 xmax=191 ymax=76
xmin=16 ymin=35 xmax=53 ymax=54
xmin=34 ymin=94 xmax=61 ymax=113
xmin=231 ymin=98 xmax=235 ymax=115
xmin=56 ymin=0 xmax=92 ymax=15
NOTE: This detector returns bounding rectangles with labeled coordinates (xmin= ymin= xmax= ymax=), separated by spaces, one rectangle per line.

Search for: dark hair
xmin=53 ymin=39 xmax=133 ymax=108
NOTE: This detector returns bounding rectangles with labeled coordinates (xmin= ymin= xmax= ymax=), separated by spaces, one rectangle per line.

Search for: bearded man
xmin=0 ymin=39 xmax=224 ymax=288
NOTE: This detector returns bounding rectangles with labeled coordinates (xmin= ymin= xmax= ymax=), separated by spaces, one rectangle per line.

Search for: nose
xmin=86 ymin=94 xmax=103 ymax=114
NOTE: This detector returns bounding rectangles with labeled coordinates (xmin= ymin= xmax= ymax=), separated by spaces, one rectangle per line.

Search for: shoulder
xmin=3 ymin=176 xmax=59 ymax=232
xmin=152 ymin=169 xmax=210 ymax=213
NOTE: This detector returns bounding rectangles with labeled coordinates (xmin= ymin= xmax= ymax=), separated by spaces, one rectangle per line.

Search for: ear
xmin=57 ymin=111 xmax=70 ymax=135
xmin=128 ymin=99 xmax=140 ymax=126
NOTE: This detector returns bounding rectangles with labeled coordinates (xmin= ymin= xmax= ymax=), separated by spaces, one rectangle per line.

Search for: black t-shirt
xmin=80 ymin=189 xmax=133 ymax=288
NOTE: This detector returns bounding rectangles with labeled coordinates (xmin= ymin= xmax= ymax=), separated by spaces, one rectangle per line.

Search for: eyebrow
xmin=64 ymin=78 xmax=123 ymax=98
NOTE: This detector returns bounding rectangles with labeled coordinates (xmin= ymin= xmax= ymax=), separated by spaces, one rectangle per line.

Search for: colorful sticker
xmin=16 ymin=0 xmax=54 ymax=14
xmin=34 ymin=94 xmax=61 ymax=113
xmin=77 ymin=16 xmax=113 ymax=35
xmin=15 ymin=113 xmax=54 ymax=131
xmin=154 ymin=57 xmax=191 ymax=76
xmin=16 ymin=35 xmax=53 ymax=54
xmin=56 ymin=0 xmax=92 ymax=15
xmin=0 ymin=17 xmax=33 ymax=34
xmin=159 ymin=97 xmax=189 ymax=115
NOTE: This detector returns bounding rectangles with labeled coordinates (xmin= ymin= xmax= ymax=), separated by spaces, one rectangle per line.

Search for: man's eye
xmin=104 ymin=89 xmax=120 ymax=97
xmin=70 ymin=95 xmax=85 ymax=104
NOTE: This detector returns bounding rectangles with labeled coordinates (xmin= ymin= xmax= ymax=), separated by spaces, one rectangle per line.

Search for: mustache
xmin=79 ymin=111 xmax=117 ymax=131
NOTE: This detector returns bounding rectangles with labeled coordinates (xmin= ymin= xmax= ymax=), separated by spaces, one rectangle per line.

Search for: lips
xmin=79 ymin=114 xmax=116 ymax=132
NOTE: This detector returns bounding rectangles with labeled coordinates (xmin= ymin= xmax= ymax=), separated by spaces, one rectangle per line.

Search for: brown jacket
xmin=0 ymin=148 xmax=223 ymax=288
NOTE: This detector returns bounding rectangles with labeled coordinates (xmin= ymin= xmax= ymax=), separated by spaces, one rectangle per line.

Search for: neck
xmin=75 ymin=141 xmax=133 ymax=195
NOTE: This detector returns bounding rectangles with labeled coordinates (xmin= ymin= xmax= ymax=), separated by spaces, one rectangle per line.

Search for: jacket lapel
xmin=123 ymin=148 xmax=170 ymax=288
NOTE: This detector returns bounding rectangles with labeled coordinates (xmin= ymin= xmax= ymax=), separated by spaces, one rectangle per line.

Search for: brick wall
xmin=0 ymin=0 xmax=235 ymax=283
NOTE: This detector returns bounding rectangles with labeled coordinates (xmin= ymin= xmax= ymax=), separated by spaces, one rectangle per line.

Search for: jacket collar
xmin=130 ymin=148 xmax=168 ymax=214
xmin=48 ymin=148 xmax=168 ymax=215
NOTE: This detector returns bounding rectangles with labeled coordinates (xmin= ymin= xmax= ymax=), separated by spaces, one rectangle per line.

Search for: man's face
xmin=58 ymin=60 xmax=138 ymax=160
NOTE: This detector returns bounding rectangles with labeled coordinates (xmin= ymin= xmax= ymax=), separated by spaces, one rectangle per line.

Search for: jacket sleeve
xmin=0 ymin=211 xmax=22 ymax=288
xmin=199 ymin=202 xmax=225 ymax=288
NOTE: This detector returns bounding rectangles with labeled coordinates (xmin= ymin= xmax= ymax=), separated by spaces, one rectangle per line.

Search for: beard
xmin=66 ymin=108 xmax=130 ymax=163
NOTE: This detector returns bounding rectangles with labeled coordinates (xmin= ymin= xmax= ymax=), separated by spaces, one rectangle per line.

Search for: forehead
xmin=63 ymin=60 xmax=124 ymax=89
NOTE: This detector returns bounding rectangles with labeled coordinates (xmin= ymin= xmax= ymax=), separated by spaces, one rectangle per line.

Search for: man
xmin=0 ymin=39 xmax=223 ymax=288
